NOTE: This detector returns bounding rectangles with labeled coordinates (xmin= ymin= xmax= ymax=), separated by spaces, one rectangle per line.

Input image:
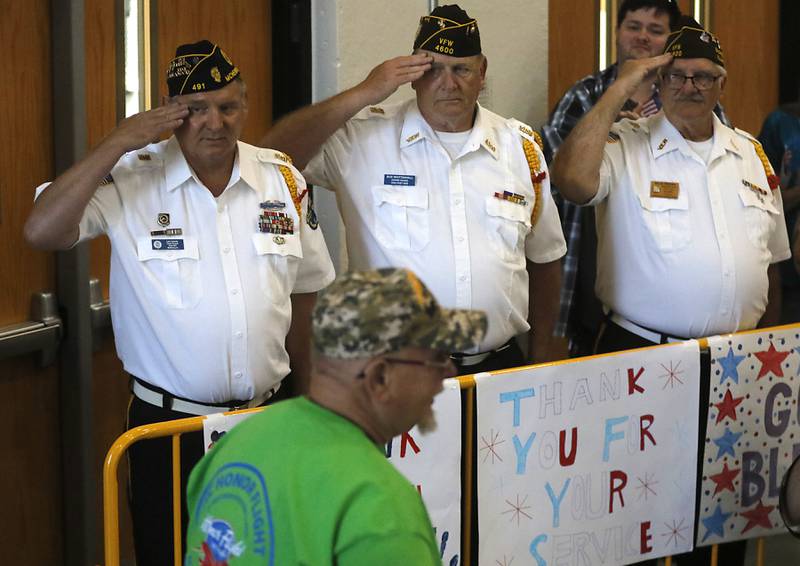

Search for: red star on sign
xmin=740 ymin=500 xmax=774 ymax=534
xmin=709 ymin=462 xmax=739 ymax=495
xmin=714 ymin=389 xmax=744 ymax=424
xmin=754 ymin=342 xmax=791 ymax=379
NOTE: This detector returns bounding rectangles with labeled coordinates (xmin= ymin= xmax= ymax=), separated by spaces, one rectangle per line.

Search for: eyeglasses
xmin=356 ymin=356 xmax=452 ymax=378
xmin=663 ymin=71 xmax=722 ymax=91
xmin=383 ymin=357 xmax=452 ymax=371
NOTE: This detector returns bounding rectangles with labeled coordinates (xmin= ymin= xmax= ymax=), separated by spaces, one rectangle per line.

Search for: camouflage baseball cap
xmin=313 ymin=268 xmax=487 ymax=359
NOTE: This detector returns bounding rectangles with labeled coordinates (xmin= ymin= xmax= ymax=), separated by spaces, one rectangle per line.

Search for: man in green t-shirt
xmin=184 ymin=267 xmax=487 ymax=565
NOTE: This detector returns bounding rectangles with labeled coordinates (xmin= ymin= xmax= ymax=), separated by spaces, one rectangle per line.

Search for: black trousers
xmin=596 ymin=320 xmax=747 ymax=566
xmin=457 ymin=340 xmax=526 ymax=564
xmin=127 ymin=397 xmax=203 ymax=566
xmin=126 ymin=383 xmax=289 ymax=566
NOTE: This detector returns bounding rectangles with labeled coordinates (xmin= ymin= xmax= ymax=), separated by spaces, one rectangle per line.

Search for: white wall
xmin=314 ymin=0 xmax=549 ymax=125
xmin=310 ymin=0 xmax=549 ymax=271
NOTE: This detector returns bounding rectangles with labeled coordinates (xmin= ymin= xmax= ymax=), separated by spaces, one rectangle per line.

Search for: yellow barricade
xmin=103 ymin=324 xmax=800 ymax=566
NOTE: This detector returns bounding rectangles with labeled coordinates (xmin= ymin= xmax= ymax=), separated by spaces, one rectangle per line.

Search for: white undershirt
xmin=686 ymin=136 xmax=715 ymax=164
xmin=435 ymin=129 xmax=472 ymax=160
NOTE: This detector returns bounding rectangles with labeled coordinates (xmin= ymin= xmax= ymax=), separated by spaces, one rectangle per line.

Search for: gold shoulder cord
xmin=748 ymin=138 xmax=780 ymax=190
xmin=278 ymin=165 xmax=303 ymax=217
xmin=521 ymin=136 xmax=545 ymax=228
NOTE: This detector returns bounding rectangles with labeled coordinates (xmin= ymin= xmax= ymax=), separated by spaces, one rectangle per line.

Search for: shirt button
xmin=234 ymin=372 xmax=243 ymax=379
xmin=231 ymin=289 xmax=239 ymax=295
xmin=460 ymin=275 xmax=467 ymax=282
xmin=454 ymin=198 xmax=462 ymax=205
xmin=223 ymin=246 xmax=231 ymax=253
xmin=458 ymin=236 xmax=465 ymax=242
xmin=235 ymin=331 xmax=243 ymax=338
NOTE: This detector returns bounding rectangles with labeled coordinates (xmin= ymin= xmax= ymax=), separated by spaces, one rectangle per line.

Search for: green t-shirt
xmin=184 ymin=397 xmax=441 ymax=565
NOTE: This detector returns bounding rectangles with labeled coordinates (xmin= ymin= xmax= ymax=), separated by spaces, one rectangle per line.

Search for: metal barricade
xmin=103 ymin=336 xmax=783 ymax=566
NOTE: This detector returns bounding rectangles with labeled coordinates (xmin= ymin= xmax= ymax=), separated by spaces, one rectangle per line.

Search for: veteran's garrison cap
xmin=166 ymin=40 xmax=241 ymax=97
xmin=413 ymin=4 xmax=481 ymax=57
xmin=313 ymin=268 xmax=487 ymax=359
xmin=664 ymin=15 xmax=725 ymax=67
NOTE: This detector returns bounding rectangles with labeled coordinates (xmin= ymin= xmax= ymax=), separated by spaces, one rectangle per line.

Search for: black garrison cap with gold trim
xmin=166 ymin=40 xmax=241 ymax=97
xmin=664 ymin=16 xmax=725 ymax=67
xmin=412 ymin=4 xmax=481 ymax=57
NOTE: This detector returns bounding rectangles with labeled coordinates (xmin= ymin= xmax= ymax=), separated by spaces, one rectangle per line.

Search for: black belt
xmin=451 ymin=339 xmax=514 ymax=367
xmin=131 ymin=377 xmax=273 ymax=416
xmin=606 ymin=311 xmax=688 ymax=345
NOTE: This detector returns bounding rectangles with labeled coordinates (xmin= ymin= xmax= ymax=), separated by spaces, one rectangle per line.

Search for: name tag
xmin=650 ymin=181 xmax=680 ymax=199
xmin=152 ymin=238 xmax=184 ymax=250
xmin=383 ymin=174 xmax=416 ymax=187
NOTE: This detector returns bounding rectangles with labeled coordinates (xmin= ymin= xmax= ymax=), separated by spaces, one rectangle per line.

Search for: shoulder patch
xmin=607 ymin=131 xmax=620 ymax=144
xmin=743 ymin=136 xmax=781 ymax=190
xmin=99 ymin=173 xmax=114 ymax=186
xmin=306 ymin=187 xmax=319 ymax=230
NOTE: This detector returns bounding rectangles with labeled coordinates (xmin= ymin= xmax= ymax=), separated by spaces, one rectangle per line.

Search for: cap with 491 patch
xmin=166 ymin=39 xmax=240 ymax=97
xmin=313 ymin=268 xmax=487 ymax=359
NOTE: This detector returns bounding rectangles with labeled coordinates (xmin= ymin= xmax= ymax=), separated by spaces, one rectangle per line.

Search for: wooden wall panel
xmin=86 ymin=0 xmax=116 ymax=295
xmin=710 ymin=0 xmax=779 ymax=134
xmin=548 ymin=0 xmax=597 ymax=113
xmin=0 ymin=0 xmax=55 ymax=325
xmin=156 ymin=0 xmax=273 ymax=143
xmin=84 ymin=1 xmax=135 ymax=562
xmin=0 ymin=1 xmax=62 ymax=563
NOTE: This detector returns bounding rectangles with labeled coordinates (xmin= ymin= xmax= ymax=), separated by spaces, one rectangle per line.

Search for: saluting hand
xmin=614 ymin=53 xmax=674 ymax=98
xmin=358 ymin=53 xmax=433 ymax=105
xmin=106 ymin=102 xmax=190 ymax=154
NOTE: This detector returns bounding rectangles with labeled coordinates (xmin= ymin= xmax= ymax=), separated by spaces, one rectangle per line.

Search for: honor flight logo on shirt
xmin=186 ymin=462 xmax=275 ymax=566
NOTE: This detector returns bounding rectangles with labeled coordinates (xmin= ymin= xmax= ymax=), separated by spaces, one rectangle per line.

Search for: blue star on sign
xmin=713 ymin=427 xmax=743 ymax=460
xmin=701 ymin=503 xmax=732 ymax=542
xmin=717 ymin=347 xmax=745 ymax=385
xmin=795 ymin=347 xmax=800 ymax=376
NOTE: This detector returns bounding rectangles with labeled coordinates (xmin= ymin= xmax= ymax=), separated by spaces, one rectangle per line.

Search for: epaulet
xmin=509 ymin=119 xmax=544 ymax=152
xmin=256 ymin=148 xmax=294 ymax=167
xmin=734 ymin=127 xmax=759 ymax=143
xmin=99 ymin=173 xmax=114 ymax=186
xmin=514 ymin=121 xmax=548 ymax=229
xmin=353 ymin=104 xmax=395 ymax=121
xmin=127 ymin=151 xmax=160 ymax=167
xmin=734 ymin=129 xmax=781 ymax=190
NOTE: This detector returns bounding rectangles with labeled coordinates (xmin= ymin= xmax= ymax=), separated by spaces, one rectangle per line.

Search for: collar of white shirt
xmin=649 ymin=112 xmax=743 ymax=165
xmin=162 ymin=136 xmax=260 ymax=195
xmin=399 ymin=101 xmax=500 ymax=161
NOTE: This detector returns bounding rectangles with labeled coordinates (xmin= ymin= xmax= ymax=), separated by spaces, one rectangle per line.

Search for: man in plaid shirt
xmin=541 ymin=0 xmax=728 ymax=355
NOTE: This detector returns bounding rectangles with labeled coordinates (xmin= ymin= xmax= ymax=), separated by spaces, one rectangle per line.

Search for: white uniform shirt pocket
xmin=635 ymin=190 xmax=691 ymax=252
xmin=252 ymin=233 xmax=302 ymax=297
xmin=738 ymin=186 xmax=779 ymax=250
xmin=484 ymin=196 xmax=531 ymax=262
xmin=371 ymin=185 xmax=430 ymax=251
xmin=135 ymin=236 xmax=202 ymax=308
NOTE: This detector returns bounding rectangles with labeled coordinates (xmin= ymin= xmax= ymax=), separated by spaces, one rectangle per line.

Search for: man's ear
xmin=363 ymin=360 xmax=393 ymax=403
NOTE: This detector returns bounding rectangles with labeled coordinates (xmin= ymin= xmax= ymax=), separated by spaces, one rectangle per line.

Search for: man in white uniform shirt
xmin=24 ymin=40 xmax=334 ymax=566
xmin=552 ymin=18 xmax=790 ymax=354
xmin=263 ymin=4 xmax=566 ymax=373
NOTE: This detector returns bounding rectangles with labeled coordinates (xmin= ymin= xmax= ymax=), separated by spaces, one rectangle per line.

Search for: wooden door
xmin=0 ymin=1 xmax=62 ymax=564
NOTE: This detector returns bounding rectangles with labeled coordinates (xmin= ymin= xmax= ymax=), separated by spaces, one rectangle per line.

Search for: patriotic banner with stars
xmin=475 ymin=342 xmax=701 ymax=566
xmin=386 ymin=378 xmax=462 ymax=566
xmin=698 ymin=328 xmax=800 ymax=546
